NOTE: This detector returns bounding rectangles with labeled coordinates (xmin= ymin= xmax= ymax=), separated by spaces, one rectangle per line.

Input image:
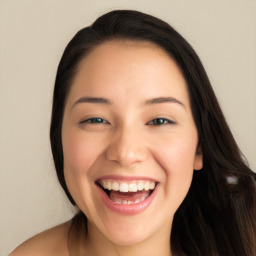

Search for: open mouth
xmin=96 ymin=179 xmax=157 ymax=205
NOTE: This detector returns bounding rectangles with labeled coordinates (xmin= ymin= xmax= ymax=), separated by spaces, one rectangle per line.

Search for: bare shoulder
xmin=9 ymin=220 xmax=71 ymax=256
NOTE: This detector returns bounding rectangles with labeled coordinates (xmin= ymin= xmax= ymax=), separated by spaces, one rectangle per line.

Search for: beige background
xmin=0 ymin=0 xmax=255 ymax=255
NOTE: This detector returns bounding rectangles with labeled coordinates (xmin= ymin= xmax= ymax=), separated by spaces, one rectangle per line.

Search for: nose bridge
xmin=106 ymin=124 xmax=148 ymax=166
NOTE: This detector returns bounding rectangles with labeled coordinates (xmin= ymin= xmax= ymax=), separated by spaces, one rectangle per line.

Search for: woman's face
xmin=62 ymin=40 xmax=203 ymax=247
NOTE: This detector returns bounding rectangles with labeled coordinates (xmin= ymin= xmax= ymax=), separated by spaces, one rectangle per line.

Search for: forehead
xmin=76 ymin=39 xmax=173 ymax=76
xmin=66 ymin=39 xmax=189 ymax=108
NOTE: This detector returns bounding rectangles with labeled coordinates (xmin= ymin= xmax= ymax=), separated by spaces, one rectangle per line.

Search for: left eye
xmin=147 ymin=118 xmax=175 ymax=126
xmin=80 ymin=117 xmax=109 ymax=124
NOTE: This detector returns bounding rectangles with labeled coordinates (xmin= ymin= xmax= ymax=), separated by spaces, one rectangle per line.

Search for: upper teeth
xmin=99 ymin=180 xmax=156 ymax=192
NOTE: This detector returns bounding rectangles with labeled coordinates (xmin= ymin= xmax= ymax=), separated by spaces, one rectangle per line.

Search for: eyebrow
xmin=72 ymin=97 xmax=112 ymax=108
xmin=72 ymin=96 xmax=185 ymax=110
xmin=144 ymin=97 xmax=186 ymax=109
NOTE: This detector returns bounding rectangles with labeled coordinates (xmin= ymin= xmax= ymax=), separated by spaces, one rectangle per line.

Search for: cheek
xmin=153 ymin=132 xmax=197 ymax=209
xmin=156 ymin=133 xmax=197 ymax=173
xmin=62 ymin=131 xmax=97 ymax=201
xmin=164 ymin=141 xmax=195 ymax=189
xmin=62 ymin=130 xmax=103 ymax=212
xmin=63 ymin=131 xmax=99 ymax=174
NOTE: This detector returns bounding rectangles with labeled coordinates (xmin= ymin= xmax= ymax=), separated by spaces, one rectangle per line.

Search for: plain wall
xmin=0 ymin=0 xmax=255 ymax=255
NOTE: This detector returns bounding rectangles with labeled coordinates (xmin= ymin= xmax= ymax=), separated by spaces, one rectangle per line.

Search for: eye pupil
xmin=80 ymin=117 xmax=109 ymax=125
xmin=153 ymin=118 xmax=165 ymax=125
xmin=87 ymin=118 xmax=104 ymax=123
xmin=92 ymin=118 xmax=103 ymax=123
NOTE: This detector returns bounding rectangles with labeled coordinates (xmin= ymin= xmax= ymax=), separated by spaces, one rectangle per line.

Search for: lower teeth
xmin=111 ymin=194 xmax=148 ymax=204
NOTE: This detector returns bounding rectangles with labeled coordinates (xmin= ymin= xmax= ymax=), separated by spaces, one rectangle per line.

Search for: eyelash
xmin=146 ymin=118 xmax=176 ymax=126
xmin=80 ymin=117 xmax=109 ymax=124
xmin=80 ymin=117 xmax=175 ymax=126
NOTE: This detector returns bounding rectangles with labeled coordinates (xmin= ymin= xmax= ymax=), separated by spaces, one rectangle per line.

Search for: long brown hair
xmin=50 ymin=10 xmax=256 ymax=255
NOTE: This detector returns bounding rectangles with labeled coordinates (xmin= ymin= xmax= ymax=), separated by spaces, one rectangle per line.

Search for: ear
xmin=193 ymin=144 xmax=203 ymax=170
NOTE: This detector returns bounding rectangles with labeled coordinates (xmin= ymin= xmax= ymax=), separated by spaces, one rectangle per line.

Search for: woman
xmin=11 ymin=10 xmax=256 ymax=256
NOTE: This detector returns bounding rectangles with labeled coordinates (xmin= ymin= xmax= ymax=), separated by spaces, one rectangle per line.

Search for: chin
xmin=99 ymin=216 xmax=162 ymax=248
xmin=107 ymin=231 xmax=150 ymax=247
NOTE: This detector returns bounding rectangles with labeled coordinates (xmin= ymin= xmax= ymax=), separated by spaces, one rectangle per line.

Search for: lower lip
xmin=97 ymin=185 xmax=158 ymax=215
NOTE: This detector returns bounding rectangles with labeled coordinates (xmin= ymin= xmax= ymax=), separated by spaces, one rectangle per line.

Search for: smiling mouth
xmin=97 ymin=179 xmax=157 ymax=204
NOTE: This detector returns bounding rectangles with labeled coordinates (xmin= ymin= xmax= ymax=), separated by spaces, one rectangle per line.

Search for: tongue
xmin=109 ymin=190 xmax=150 ymax=203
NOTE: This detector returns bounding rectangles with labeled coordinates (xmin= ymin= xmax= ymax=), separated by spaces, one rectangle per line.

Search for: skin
xmin=9 ymin=221 xmax=71 ymax=256
xmin=10 ymin=40 xmax=203 ymax=256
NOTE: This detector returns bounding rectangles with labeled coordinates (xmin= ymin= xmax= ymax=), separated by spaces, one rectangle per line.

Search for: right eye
xmin=146 ymin=118 xmax=176 ymax=126
xmin=80 ymin=117 xmax=109 ymax=125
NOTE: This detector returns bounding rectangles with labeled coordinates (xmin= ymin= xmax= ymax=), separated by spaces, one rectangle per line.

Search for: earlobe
xmin=194 ymin=144 xmax=203 ymax=170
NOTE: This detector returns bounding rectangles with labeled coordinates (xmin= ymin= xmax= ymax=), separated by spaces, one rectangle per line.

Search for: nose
xmin=105 ymin=126 xmax=148 ymax=167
